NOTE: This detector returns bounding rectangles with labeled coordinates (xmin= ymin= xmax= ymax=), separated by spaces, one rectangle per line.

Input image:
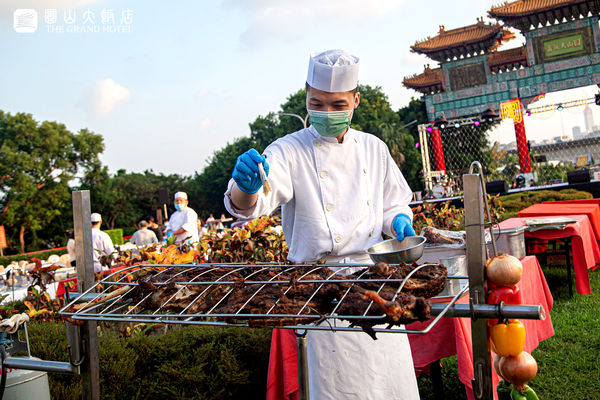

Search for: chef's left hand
xmin=392 ymin=214 xmax=416 ymax=242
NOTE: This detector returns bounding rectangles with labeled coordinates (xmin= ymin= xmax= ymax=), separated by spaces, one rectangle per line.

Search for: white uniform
xmin=91 ymin=228 xmax=115 ymax=273
xmin=224 ymin=126 xmax=420 ymax=399
xmin=168 ymin=207 xmax=199 ymax=244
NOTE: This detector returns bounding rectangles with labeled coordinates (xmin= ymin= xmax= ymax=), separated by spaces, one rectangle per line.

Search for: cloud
xmin=84 ymin=78 xmax=131 ymax=117
xmin=198 ymin=118 xmax=212 ymax=130
xmin=402 ymin=51 xmax=434 ymax=69
xmin=0 ymin=0 xmax=98 ymax=21
xmin=196 ymin=88 xmax=208 ymax=98
xmin=226 ymin=0 xmax=406 ymax=48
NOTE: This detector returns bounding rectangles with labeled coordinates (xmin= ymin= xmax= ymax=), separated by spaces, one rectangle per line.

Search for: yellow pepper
xmin=490 ymin=319 xmax=526 ymax=357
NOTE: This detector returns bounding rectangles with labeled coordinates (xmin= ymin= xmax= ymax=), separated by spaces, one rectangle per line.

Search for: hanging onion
xmin=493 ymin=354 xmax=506 ymax=381
xmin=486 ymin=254 xmax=523 ymax=287
xmin=499 ymin=351 xmax=538 ymax=392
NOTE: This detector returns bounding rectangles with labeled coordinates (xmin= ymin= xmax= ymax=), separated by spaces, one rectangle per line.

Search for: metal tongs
xmin=469 ymin=161 xmax=497 ymax=257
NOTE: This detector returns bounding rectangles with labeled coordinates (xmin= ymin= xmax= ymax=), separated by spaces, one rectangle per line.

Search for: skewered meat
xmin=363 ymin=290 xmax=431 ymax=322
xmin=422 ymin=227 xmax=464 ymax=246
xmin=69 ymin=262 xmax=448 ymax=338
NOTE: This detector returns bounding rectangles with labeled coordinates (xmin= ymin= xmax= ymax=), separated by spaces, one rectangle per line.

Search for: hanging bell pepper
xmin=490 ymin=319 xmax=526 ymax=357
xmin=496 ymin=379 xmax=513 ymax=400
xmin=510 ymin=384 xmax=540 ymax=400
xmin=487 ymin=285 xmax=523 ymax=326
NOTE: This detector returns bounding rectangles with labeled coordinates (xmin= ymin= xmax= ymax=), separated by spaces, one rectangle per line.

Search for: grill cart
xmin=0 ymin=166 xmax=545 ymax=400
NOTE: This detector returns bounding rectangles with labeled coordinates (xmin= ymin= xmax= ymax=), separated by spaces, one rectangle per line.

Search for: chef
xmin=166 ymin=192 xmax=199 ymax=244
xmin=224 ymin=50 xmax=419 ymax=399
xmin=90 ymin=213 xmax=115 ymax=273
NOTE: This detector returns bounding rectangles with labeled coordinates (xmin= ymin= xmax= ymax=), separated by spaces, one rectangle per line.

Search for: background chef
xmin=166 ymin=192 xmax=199 ymax=244
xmin=224 ymin=49 xmax=419 ymax=399
xmin=90 ymin=212 xmax=115 ymax=273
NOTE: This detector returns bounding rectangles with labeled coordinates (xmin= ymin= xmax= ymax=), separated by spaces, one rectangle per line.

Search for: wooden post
xmin=156 ymin=209 xmax=163 ymax=228
xmin=72 ymin=191 xmax=100 ymax=400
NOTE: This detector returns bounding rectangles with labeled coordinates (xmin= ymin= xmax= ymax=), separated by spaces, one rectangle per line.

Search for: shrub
xmin=103 ymin=229 xmax=124 ymax=245
xmin=0 ymin=248 xmax=68 ymax=266
xmin=499 ymin=189 xmax=592 ymax=214
xmin=25 ymin=321 xmax=271 ymax=400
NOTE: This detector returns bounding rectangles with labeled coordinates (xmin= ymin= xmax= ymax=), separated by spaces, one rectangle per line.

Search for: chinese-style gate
xmin=403 ymin=0 xmax=600 ymax=175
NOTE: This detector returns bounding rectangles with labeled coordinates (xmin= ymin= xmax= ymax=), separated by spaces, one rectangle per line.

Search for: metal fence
xmin=418 ymin=117 xmax=600 ymax=199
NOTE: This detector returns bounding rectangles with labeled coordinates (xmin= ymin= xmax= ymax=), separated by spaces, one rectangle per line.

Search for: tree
xmin=188 ymin=137 xmax=253 ymax=218
xmin=380 ymin=123 xmax=422 ymax=191
xmin=0 ymin=111 xmax=103 ymax=253
xmin=81 ymin=167 xmax=190 ymax=234
xmin=351 ymin=85 xmax=400 ymax=136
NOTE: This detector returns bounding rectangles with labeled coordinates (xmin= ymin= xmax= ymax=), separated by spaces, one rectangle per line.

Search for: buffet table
xmin=496 ymin=216 xmax=600 ymax=295
xmin=406 ymin=256 xmax=554 ymax=400
xmin=518 ymin=203 xmax=600 ymax=244
xmin=266 ymin=256 xmax=554 ymax=400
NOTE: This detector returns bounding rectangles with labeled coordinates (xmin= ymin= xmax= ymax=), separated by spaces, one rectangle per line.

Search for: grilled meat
xmin=422 ymin=227 xmax=464 ymax=246
xmin=75 ymin=262 xmax=447 ymax=338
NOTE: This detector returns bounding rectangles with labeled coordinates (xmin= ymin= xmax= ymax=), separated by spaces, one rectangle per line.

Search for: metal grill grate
xmin=59 ymin=263 xmax=468 ymax=335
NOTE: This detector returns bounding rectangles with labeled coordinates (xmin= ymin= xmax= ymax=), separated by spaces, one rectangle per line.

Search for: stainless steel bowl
xmin=367 ymin=236 xmax=426 ymax=264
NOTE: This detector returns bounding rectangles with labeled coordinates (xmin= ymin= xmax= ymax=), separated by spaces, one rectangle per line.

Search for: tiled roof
xmin=403 ymin=66 xmax=443 ymax=91
xmin=489 ymin=0 xmax=586 ymax=17
xmin=488 ymin=0 xmax=599 ymax=30
xmin=488 ymin=46 xmax=529 ymax=70
xmin=412 ymin=21 xmax=504 ymax=52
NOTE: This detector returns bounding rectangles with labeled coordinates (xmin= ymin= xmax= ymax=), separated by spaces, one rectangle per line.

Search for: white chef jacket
xmin=67 ymin=238 xmax=76 ymax=264
xmin=91 ymin=228 xmax=115 ymax=273
xmin=168 ymin=207 xmax=199 ymax=244
xmin=224 ymin=125 xmax=414 ymax=262
xmin=224 ymin=126 xmax=419 ymax=399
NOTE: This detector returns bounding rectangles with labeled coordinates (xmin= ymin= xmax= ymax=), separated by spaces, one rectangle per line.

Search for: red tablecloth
xmin=498 ymin=216 xmax=600 ymax=294
xmin=266 ymin=256 xmax=554 ymax=400
xmin=267 ymin=329 xmax=299 ymax=400
xmin=406 ymin=256 xmax=554 ymax=400
xmin=518 ymin=203 xmax=600 ymax=243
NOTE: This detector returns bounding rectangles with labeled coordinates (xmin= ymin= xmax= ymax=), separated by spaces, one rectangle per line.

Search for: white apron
xmin=306 ymin=253 xmax=420 ymax=400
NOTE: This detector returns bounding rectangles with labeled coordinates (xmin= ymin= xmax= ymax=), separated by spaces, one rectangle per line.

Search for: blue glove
xmin=232 ymin=148 xmax=270 ymax=194
xmin=392 ymin=214 xmax=416 ymax=242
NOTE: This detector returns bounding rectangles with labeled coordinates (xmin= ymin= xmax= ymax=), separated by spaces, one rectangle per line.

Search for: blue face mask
xmin=174 ymin=203 xmax=185 ymax=211
xmin=307 ymin=109 xmax=354 ymax=137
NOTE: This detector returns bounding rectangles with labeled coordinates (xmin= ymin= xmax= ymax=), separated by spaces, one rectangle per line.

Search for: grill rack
xmin=59 ymin=262 xmax=469 ymax=335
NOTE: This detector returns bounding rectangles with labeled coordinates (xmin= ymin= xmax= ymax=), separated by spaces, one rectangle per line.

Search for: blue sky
xmin=2 ymin=0 xmax=600 ymax=175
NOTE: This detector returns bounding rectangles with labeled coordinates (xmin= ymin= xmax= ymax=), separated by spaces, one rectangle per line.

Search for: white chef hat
xmin=306 ymin=49 xmax=360 ymax=93
xmin=90 ymin=213 xmax=102 ymax=223
xmin=174 ymin=191 xmax=187 ymax=200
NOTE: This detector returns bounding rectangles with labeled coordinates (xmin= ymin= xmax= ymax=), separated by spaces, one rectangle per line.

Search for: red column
xmin=430 ymin=127 xmax=446 ymax=173
xmin=514 ymin=119 xmax=531 ymax=173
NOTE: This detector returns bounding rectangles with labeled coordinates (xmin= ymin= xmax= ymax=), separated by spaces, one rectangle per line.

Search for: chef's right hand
xmin=232 ymin=149 xmax=270 ymax=194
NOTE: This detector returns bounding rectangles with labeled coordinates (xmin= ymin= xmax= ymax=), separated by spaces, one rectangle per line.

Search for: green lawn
xmin=417 ymin=265 xmax=600 ymax=400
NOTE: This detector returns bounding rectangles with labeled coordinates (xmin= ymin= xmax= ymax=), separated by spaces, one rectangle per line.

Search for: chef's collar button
xmin=367 ymin=200 xmax=372 ymax=206
xmin=326 ymin=204 xmax=334 ymax=211
xmin=363 ymin=168 xmax=367 ymax=174
xmin=354 ymin=138 xmax=358 ymax=143
xmin=335 ymin=236 xmax=342 ymax=243
xmin=314 ymin=141 xmax=321 ymax=147
xmin=320 ymin=171 xmax=327 ymax=179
